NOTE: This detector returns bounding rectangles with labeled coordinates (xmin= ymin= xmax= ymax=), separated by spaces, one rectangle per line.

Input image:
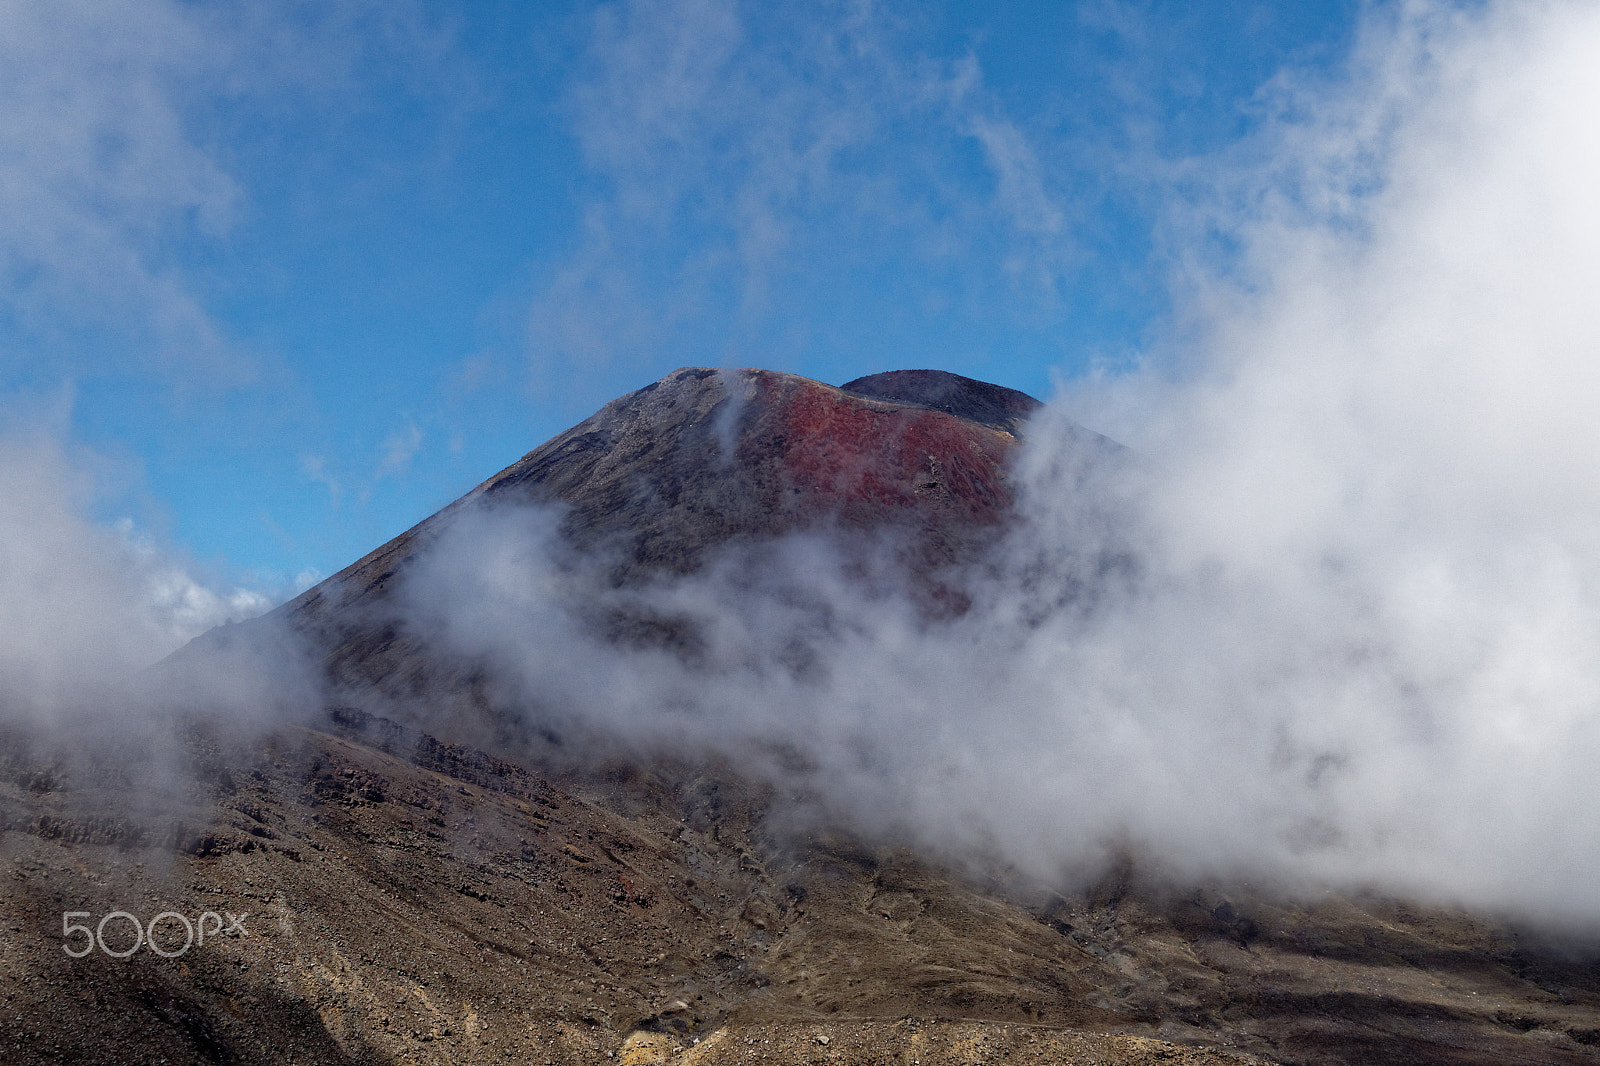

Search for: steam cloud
xmin=0 ymin=427 xmax=287 ymax=726
xmin=0 ymin=0 xmax=427 ymax=728
xmin=398 ymin=0 xmax=1600 ymax=927
xmin=6 ymin=0 xmax=1600 ymax=930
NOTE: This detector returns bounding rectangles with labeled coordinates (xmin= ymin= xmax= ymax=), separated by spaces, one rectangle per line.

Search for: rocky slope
xmin=263 ymin=368 xmax=1062 ymax=698
xmin=5 ymin=706 xmax=1599 ymax=1065
xmin=2 ymin=367 xmax=1598 ymax=1065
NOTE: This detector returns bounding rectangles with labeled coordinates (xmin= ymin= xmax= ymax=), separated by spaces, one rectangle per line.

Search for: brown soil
xmin=2 ymin=711 xmax=1597 ymax=1065
xmin=7 ymin=368 xmax=1598 ymax=1064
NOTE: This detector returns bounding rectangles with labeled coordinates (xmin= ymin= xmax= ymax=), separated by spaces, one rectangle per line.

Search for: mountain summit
xmin=289 ymin=366 xmax=1041 ymax=608
xmin=269 ymin=367 xmax=1073 ymax=699
xmin=6 ymin=369 xmax=1598 ymax=1066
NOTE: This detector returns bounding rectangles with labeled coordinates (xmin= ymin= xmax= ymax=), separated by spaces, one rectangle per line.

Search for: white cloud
xmin=377 ymin=421 xmax=425 ymax=480
xmin=0 ymin=0 xmax=460 ymax=385
xmin=119 ymin=519 xmax=275 ymax=642
xmin=1052 ymin=0 xmax=1600 ymax=918
xmin=0 ymin=430 xmax=276 ymax=722
xmin=531 ymin=0 xmax=1073 ymax=385
xmin=0 ymin=0 xmax=246 ymax=378
xmin=300 ymin=453 xmax=343 ymax=505
xmin=397 ymin=0 xmax=1600 ymax=927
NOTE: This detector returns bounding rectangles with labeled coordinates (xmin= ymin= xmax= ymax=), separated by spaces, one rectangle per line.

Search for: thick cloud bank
xmin=400 ymin=1 xmax=1600 ymax=926
xmin=0 ymin=430 xmax=276 ymax=724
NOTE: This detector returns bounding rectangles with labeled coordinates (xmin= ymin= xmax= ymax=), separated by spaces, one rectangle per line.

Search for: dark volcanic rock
xmin=475 ymin=366 xmax=1026 ymax=574
xmin=14 ymin=366 xmax=1600 ymax=1066
xmin=261 ymin=367 xmax=1053 ymax=695
xmin=839 ymin=368 xmax=1043 ymax=436
xmin=5 ymin=712 xmax=1600 ymax=1066
xmin=291 ymin=366 xmax=1034 ymax=607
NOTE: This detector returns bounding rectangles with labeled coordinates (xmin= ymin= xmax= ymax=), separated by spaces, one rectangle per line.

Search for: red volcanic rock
xmin=254 ymin=366 xmax=1054 ymax=696
xmin=285 ymin=368 xmax=1041 ymax=621
xmin=750 ymin=369 xmax=1016 ymax=529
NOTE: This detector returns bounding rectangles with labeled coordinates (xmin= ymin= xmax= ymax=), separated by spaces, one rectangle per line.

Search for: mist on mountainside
xmin=385 ymin=0 xmax=1600 ymax=929
xmin=5 ymin=0 xmax=1600 ymax=937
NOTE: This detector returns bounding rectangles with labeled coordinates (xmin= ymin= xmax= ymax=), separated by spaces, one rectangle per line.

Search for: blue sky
xmin=20 ymin=0 xmax=1600 ymax=920
xmin=3 ymin=0 xmax=1368 ymax=603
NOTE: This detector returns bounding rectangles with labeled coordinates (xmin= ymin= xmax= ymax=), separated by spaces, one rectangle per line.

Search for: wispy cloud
xmin=0 ymin=0 xmax=244 ymax=379
xmin=300 ymin=453 xmax=343 ymax=506
xmin=530 ymin=0 xmax=1075 ymax=394
xmin=394 ymin=0 xmax=1600 ymax=928
xmin=0 ymin=0 xmax=467 ymax=389
xmin=0 ymin=429 xmax=277 ymax=722
xmin=376 ymin=421 xmax=424 ymax=481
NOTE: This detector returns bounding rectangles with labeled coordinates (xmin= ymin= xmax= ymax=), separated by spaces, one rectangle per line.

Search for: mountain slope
xmin=263 ymin=366 xmax=1081 ymax=708
xmin=2 ymin=367 xmax=1598 ymax=1066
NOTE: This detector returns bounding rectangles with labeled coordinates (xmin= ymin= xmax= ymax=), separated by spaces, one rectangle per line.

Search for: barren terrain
xmin=4 ymin=369 xmax=1599 ymax=1064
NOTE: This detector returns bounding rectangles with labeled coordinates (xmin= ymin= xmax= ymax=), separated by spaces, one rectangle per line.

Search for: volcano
xmin=269 ymin=368 xmax=1060 ymax=692
xmin=256 ymin=367 xmax=1108 ymax=721
xmin=3 ymin=368 xmax=1599 ymax=1066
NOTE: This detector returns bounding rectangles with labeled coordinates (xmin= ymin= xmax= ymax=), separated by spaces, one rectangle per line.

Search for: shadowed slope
xmin=839 ymin=369 xmax=1044 ymax=436
xmin=4 ymin=710 xmax=1599 ymax=1065
xmin=251 ymin=367 xmax=1064 ymax=700
xmin=21 ymin=366 xmax=1597 ymax=1065
xmin=286 ymin=367 xmax=1035 ymax=612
